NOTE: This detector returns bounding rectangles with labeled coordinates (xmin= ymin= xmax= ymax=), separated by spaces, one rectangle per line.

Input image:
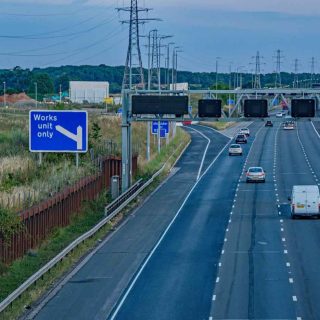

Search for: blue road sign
xmin=160 ymin=128 xmax=166 ymax=138
xmin=29 ymin=110 xmax=88 ymax=153
xmin=152 ymin=121 xmax=169 ymax=135
xmin=117 ymin=108 xmax=122 ymax=114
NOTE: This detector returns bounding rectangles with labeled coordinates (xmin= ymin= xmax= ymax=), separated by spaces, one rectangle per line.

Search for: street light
xmin=3 ymin=82 xmax=6 ymax=108
xmin=34 ymin=82 xmax=38 ymax=108
xmin=215 ymin=57 xmax=221 ymax=90
xmin=166 ymin=42 xmax=175 ymax=89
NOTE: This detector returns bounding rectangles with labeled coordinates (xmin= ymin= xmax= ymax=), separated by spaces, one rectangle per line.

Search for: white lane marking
xmin=188 ymin=126 xmax=211 ymax=181
xmin=109 ymin=135 xmax=233 ymax=320
xmin=297 ymin=317 xmax=302 ymax=320
xmin=216 ymin=277 xmax=220 ymax=283
xmin=281 ymin=228 xmax=284 ymax=232
xmin=218 ymin=262 xmax=222 ymax=267
xmin=311 ymin=121 xmax=320 ymax=139
xmin=293 ymin=296 xmax=298 ymax=302
xmin=222 ymin=250 xmax=225 ymax=254
xmin=212 ymin=295 xmax=216 ymax=301
xmin=282 ymin=238 xmax=286 ymax=242
xmin=289 ymin=278 xmax=294 ymax=283
xmin=286 ymin=262 xmax=291 ymax=267
xmin=280 ymin=219 xmax=284 ymax=223
xmin=224 ymin=238 xmax=228 ymax=242
xmin=209 ymin=317 xmax=213 ymax=320
xmin=284 ymin=250 xmax=288 ymax=254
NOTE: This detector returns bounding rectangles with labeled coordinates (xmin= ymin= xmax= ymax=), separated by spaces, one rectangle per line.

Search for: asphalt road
xmin=29 ymin=124 xmax=230 ymax=320
xmin=29 ymin=120 xmax=320 ymax=320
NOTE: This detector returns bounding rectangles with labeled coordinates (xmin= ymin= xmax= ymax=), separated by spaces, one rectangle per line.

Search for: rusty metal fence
xmin=0 ymin=156 xmax=137 ymax=264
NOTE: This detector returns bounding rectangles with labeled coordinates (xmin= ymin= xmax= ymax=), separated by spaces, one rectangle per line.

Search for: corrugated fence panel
xmin=0 ymin=156 xmax=138 ymax=264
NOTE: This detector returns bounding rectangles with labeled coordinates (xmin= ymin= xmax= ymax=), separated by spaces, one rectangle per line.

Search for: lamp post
xmin=34 ymin=82 xmax=38 ymax=108
xmin=3 ymin=82 xmax=6 ymax=108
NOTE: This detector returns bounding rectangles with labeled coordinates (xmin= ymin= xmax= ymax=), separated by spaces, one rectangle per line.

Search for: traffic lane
xmin=297 ymin=122 xmax=320 ymax=185
xmin=185 ymin=125 xmax=230 ymax=178
xmin=110 ymin=127 xmax=258 ymax=320
xmin=191 ymin=122 xmax=262 ymax=177
xmin=32 ymin=125 xmax=225 ymax=320
xmin=277 ymin=122 xmax=320 ymax=320
xmin=212 ymin=124 xmax=296 ymax=319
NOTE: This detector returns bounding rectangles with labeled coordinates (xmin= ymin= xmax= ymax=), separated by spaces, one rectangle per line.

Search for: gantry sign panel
xmin=198 ymin=99 xmax=222 ymax=118
xmin=132 ymin=95 xmax=189 ymax=117
xmin=291 ymin=99 xmax=316 ymax=117
xmin=244 ymin=99 xmax=268 ymax=118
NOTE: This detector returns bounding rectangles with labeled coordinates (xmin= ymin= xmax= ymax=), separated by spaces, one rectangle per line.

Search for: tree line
xmin=0 ymin=65 xmax=318 ymax=97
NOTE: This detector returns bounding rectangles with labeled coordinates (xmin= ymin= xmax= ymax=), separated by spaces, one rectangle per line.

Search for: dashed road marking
xmin=212 ymin=295 xmax=216 ymax=301
xmin=293 ymin=296 xmax=297 ymax=302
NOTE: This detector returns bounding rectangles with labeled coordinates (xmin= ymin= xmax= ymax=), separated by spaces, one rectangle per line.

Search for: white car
xmin=246 ymin=167 xmax=266 ymax=183
xmin=276 ymin=112 xmax=283 ymax=118
xmin=229 ymin=144 xmax=243 ymax=156
xmin=283 ymin=121 xmax=295 ymax=130
xmin=239 ymin=128 xmax=250 ymax=136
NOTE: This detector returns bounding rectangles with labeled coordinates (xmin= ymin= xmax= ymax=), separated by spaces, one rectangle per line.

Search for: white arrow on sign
xmin=55 ymin=125 xmax=83 ymax=150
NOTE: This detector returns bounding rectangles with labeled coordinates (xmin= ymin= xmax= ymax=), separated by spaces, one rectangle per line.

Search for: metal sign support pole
xmin=147 ymin=121 xmax=151 ymax=161
xmin=38 ymin=152 xmax=43 ymax=166
xmin=157 ymin=120 xmax=161 ymax=154
xmin=121 ymin=91 xmax=131 ymax=192
xmin=76 ymin=153 xmax=79 ymax=168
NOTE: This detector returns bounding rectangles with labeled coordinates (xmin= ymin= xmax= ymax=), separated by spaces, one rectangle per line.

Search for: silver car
xmin=229 ymin=144 xmax=243 ymax=156
xmin=246 ymin=167 xmax=266 ymax=183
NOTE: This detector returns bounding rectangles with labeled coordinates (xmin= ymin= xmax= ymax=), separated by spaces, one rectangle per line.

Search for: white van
xmin=290 ymin=185 xmax=320 ymax=219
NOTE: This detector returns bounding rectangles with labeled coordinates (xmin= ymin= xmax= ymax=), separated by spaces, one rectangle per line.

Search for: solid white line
xmin=311 ymin=121 xmax=320 ymax=139
xmin=109 ymin=132 xmax=232 ymax=320
xmin=188 ymin=126 xmax=211 ymax=181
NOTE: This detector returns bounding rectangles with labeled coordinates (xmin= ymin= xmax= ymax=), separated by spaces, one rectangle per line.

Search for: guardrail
xmin=0 ymin=141 xmax=188 ymax=314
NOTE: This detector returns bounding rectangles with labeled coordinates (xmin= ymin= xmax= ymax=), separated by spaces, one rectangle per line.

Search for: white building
xmin=69 ymin=81 xmax=109 ymax=104
xmin=169 ymin=82 xmax=189 ymax=91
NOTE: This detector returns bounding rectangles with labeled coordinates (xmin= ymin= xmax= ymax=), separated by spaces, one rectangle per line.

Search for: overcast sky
xmin=0 ymin=0 xmax=319 ymax=73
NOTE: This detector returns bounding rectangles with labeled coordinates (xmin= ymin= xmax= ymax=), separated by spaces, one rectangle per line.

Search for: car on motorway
xmin=283 ymin=121 xmax=295 ymax=130
xmin=235 ymin=134 xmax=247 ymax=144
xmin=276 ymin=112 xmax=283 ymax=118
xmin=246 ymin=167 xmax=266 ymax=183
xmin=289 ymin=185 xmax=320 ymax=219
xmin=239 ymin=128 xmax=250 ymax=136
xmin=228 ymin=144 xmax=243 ymax=156
xmin=265 ymin=120 xmax=273 ymax=127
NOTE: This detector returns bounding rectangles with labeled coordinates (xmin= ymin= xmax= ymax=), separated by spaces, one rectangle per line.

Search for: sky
xmin=0 ymin=0 xmax=319 ymax=73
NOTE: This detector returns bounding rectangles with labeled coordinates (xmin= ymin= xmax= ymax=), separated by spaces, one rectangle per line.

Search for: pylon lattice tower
xmin=274 ymin=49 xmax=283 ymax=88
xmin=293 ymin=58 xmax=299 ymax=88
xmin=310 ymin=57 xmax=315 ymax=88
xmin=148 ymin=29 xmax=160 ymax=90
xmin=254 ymin=51 xmax=261 ymax=89
xmin=118 ymin=0 xmax=156 ymax=91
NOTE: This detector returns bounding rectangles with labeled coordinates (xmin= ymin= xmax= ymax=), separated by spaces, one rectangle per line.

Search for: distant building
xmin=169 ymin=82 xmax=189 ymax=91
xmin=69 ymin=81 xmax=109 ymax=104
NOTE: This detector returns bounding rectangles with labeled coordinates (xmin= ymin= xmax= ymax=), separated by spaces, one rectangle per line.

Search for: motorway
xmin=27 ymin=120 xmax=320 ymax=320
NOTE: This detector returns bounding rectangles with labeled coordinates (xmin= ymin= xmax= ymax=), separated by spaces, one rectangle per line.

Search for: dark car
xmin=265 ymin=120 xmax=273 ymax=127
xmin=235 ymin=134 xmax=247 ymax=144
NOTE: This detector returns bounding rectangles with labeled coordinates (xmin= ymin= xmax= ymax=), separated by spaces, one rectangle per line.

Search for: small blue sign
xmin=160 ymin=128 xmax=166 ymax=138
xmin=188 ymin=105 xmax=192 ymax=113
xmin=29 ymin=110 xmax=88 ymax=153
xmin=152 ymin=121 xmax=169 ymax=135
xmin=117 ymin=108 xmax=122 ymax=114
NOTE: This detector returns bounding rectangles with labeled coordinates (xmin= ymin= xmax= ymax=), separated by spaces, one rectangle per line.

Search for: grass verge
xmin=200 ymin=121 xmax=235 ymax=131
xmin=0 ymin=127 xmax=190 ymax=320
